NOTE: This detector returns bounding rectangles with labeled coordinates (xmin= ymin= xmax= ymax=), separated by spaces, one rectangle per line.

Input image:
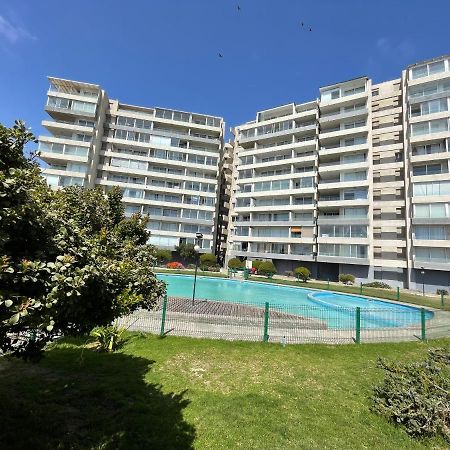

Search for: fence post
xmin=327 ymin=279 xmax=330 ymax=290
xmin=396 ymin=287 xmax=400 ymax=301
xmin=263 ymin=302 xmax=269 ymax=342
xmin=441 ymin=291 xmax=445 ymax=308
xmin=360 ymin=282 xmax=363 ymax=295
xmin=421 ymin=308 xmax=426 ymax=341
xmin=355 ymin=307 xmax=361 ymax=344
xmin=160 ymin=294 xmax=168 ymax=337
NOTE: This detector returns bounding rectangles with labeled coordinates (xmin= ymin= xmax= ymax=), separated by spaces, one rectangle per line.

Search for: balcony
xmin=319 ymin=107 xmax=368 ymax=125
xmin=319 ymin=125 xmax=368 ymax=142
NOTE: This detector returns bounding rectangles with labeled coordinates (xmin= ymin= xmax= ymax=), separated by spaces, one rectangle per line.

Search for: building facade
xmin=39 ymin=77 xmax=225 ymax=252
xmin=38 ymin=54 xmax=450 ymax=292
xmin=228 ymin=54 xmax=450 ymax=292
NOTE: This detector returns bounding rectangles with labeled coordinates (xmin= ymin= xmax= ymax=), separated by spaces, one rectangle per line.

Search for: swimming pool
xmin=157 ymin=274 xmax=433 ymax=329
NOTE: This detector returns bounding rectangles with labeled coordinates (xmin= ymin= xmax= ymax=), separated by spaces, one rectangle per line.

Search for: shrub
xmin=166 ymin=262 xmax=184 ymax=270
xmin=339 ymin=274 xmax=355 ymax=285
xmin=372 ymin=348 xmax=450 ymax=440
xmin=205 ymin=266 xmax=220 ymax=272
xmin=285 ymin=270 xmax=294 ymax=277
xmin=228 ymin=258 xmax=244 ymax=270
xmin=186 ymin=264 xmax=196 ymax=270
xmin=258 ymin=261 xmax=277 ymax=277
xmin=362 ymin=282 xmax=392 ymax=289
xmin=91 ymin=324 xmax=126 ymax=352
xmin=437 ymin=289 xmax=449 ymax=296
xmin=200 ymin=253 xmax=217 ymax=270
xmin=175 ymin=243 xmax=197 ymax=262
xmin=0 ymin=121 xmax=165 ymax=360
xmin=252 ymin=260 xmax=264 ymax=272
xmin=295 ymin=266 xmax=311 ymax=282
xmin=154 ymin=249 xmax=172 ymax=266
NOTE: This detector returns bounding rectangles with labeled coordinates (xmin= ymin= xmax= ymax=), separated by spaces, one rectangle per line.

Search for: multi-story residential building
xmin=37 ymin=55 xmax=450 ymax=292
xmin=39 ymin=77 xmax=225 ymax=253
xmin=403 ymin=56 xmax=450 ymax=291
xmin=228 ymin=54 xmax=450 ymax=292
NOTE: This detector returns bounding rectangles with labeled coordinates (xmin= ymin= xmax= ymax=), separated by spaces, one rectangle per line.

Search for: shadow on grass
xmin=0 ymin=338 xmax=195 ymax=450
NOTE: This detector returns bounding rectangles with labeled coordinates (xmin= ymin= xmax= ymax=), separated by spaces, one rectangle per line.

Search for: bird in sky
xmin=309 ymin=27 xmax=312 ymax=32
xmin=237 ymin=5 xmax=241 ymax=11
xmin=301 ymin=22 xmax=304 ymax=27
xmin=218 ymin=53 xmax=223 ymax=58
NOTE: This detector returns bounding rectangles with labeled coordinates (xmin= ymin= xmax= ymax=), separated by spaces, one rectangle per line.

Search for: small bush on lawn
xmin=295 ymin=266 xmax=311 ymax=282
xmin=252 ymin=259 xmax=264 ymax=272
xmin=205 ymin=266 xmax=220 ymax=272
xmin=285 ymin=270 xmax=294 ymax=277
xmin=437 ymin=289 xmax=449 ymax=296
xmin=200 ymin=253 xmax=217 ymax=270
xmin=166 ymin=261 xmax=184 ymax=269
xmin=258 ymin=261 xmax=277 ymax=277
xmin=155 ymin=249 xmax=172 ymax=266
xmin=339 ymin=273 xmax=355 ymax=285
xmin=91 ymin=324 xmax=126 ymax=352
xmin=228 ymin=258 xmax=244 ymax=270
xmin=372 ymin=348 xmax=450 ymax=441
xmin=186 ymin=264 xmax=196 ymax=270
xmin=362 ymin=281 xmax=392 ymax=289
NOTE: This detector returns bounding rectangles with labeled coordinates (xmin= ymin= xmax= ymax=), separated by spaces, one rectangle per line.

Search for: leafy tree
xmin=228 ymin=258 xmax=244 ymax=270
xmin=154 ymin=249 xmax=173 ymax=266
xmin=199 ymin=253 xmax=217 ymax=269
xmin=114 ymin=213 xmax=149 ymax=245
xmin=107 ymin=186 xmax=125 ymax=226
xmin=252 ymin=260 xmax=263 ymax=272
xmin=0 ymin=121 xmax=165 ymax=360
xmin=295 ymin=266 xmax=311 ymax=282
xmin=175 ymin=243 xmax=197 ymax=262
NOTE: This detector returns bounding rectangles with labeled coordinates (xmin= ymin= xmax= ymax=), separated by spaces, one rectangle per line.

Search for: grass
xmin=1 ymin=335 xmax=449 ymax=449
xmin=156 ymin=268 xmax=449 ymax=311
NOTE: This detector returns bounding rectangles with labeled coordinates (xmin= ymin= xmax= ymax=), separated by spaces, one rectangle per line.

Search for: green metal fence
xmin=119 ymin=296 xmax=450 ymax=345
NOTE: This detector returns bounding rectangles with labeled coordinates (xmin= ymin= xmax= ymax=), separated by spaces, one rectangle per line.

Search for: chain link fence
xmin=119 ymin=296 xmax=450 ymax=345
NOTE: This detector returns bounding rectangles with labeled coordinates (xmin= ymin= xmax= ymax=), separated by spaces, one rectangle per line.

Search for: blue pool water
xmin=157 ymin=274 xmax=433 ymax=329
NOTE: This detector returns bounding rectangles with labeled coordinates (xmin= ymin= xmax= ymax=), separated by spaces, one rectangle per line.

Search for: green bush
xmin=91 ymin=324 xmax=126 ymax=352
xmin=252 ymin=260 xmax=264 ymax=272
xmin=295 ymin=266 xmax=311 ymax=282
xmin=175 ymin=243 xmax=197 ymax=262
xmin=362 ymin=281 xmax=392 ymax=289
xmin=258 ymin=261 xmax=277 ymax=277
xmin=154 ymin=249 xmax=172 ymax=266
xmin=200 ymin=253 xmax=217 ymax=269
xmin=372 ymin=348 xmax=450 ymax=440
xmin=339 ymin=274 xmax=355 ymax=285
xmin=0 ymin=121 xmax=165 ymax=360
xmin=228 ymin=258 xmax=244 ymax=270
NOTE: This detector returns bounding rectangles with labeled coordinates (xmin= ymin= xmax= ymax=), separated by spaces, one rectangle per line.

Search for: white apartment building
xmin=37 ymin=55 xmax=450 ymax=292
xmin=228 ymin=54 xmax=450 ymax=292
xmin=39 ymin=77 xmax=225 ymax=252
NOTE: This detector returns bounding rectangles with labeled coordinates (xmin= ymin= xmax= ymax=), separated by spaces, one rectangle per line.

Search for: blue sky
xmin=1 ymin=0 xmax=449 ymax=142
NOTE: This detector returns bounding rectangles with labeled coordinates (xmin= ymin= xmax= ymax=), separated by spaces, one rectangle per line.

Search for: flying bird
xmin=237 ymin=5 xmax=241 ymax=11
xmin=218 ymin=53 xmax=223 ymax=58
xmin=309 ymin=27 xmax=312 ymax=32
xmin=301 ymin=22 xmax=304 ymax=27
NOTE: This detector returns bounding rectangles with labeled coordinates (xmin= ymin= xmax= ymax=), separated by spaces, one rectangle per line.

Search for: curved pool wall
xmin=157 ymin=274 xmax=433 ymax=330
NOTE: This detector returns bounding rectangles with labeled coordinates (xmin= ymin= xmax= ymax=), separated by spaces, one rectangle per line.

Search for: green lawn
xmin=156 ymin=268 xmax=449 ymax=311
xmin=1 ymin=335 xmax=449 ymax=449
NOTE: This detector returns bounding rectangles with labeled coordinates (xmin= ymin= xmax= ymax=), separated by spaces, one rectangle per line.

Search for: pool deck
xmin=120 ymin=296 xmax=450 ymax=344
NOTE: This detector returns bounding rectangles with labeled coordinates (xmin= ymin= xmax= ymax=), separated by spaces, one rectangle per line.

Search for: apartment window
xmin=342 ymin=171 xmax=366 ymax=182
xmin=294 ymin=177 xmax=314 ymax=189
xmin=236 ymin=198 xmax=251 ymax=207
xmin=415 ymin=247 xmax=450 ymax=263
xmin=414 ymin=203 xmax=449 ymax=218
xmin=411 ymin=119 xmax=448 ymax=136
xmin=321 ymin=89 xmax=340 ymax=101
xmin=343 ymin=189 xmax=367 ymax=200
xmin=319 ymin=244 xmax=367 ymax=258
xmin=413 ymin=181 xmax=450 ymax=196
xmin=412 ymin=163 xmax=443 ymax=176
xmin=411 ymin=60 xmax=446 ymax=79
xmin=343 ymin=207 xmax=367 ymax=217
xmin=415 ymin=225 xmax=450 ymax=240
xmin=412 ymin=142 xmax=446 ymax=155
xmin=372 ymin=89 xmax=379 ymax=96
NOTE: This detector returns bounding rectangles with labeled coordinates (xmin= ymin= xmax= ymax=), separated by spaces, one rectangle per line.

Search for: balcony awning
xmin=291 ymin=227 xmax=302 ymax=232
